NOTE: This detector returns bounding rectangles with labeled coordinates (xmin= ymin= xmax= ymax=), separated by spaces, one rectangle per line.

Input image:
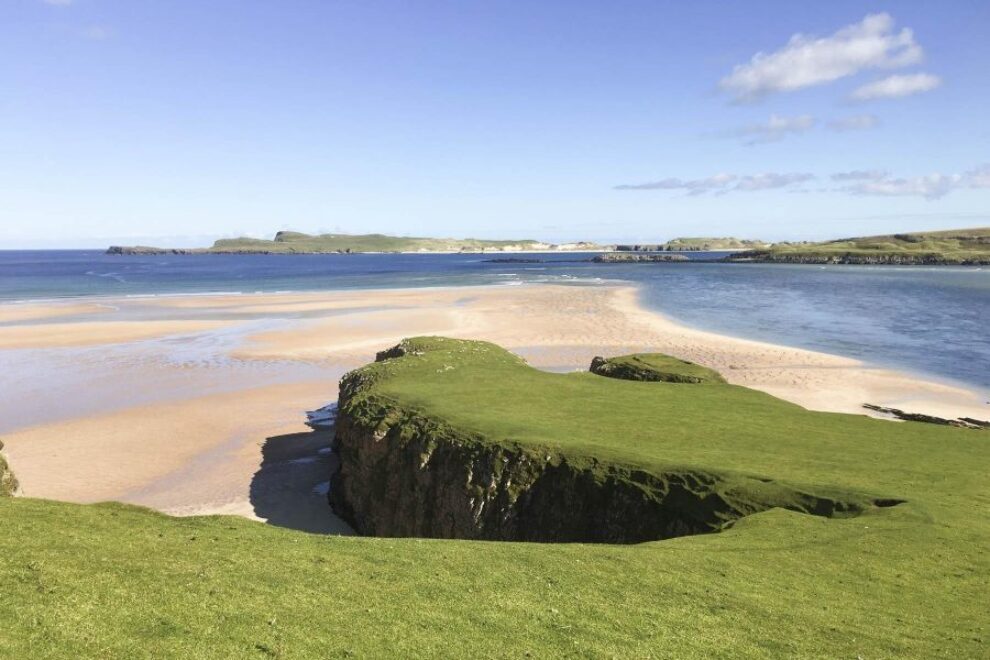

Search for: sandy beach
xmin=1 ymin=284 xmax=986 ymax=532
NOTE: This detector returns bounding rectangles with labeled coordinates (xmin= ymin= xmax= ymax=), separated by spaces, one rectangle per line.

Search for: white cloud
xmin=720 ymin=13 xmax=923 ymax=101
xmin=727 ymin=114 xmax=816 ymax=145
xmin=617 ymin=166 xmax=990 ymax=199
xmin=827 ymin=114 xmax=880 ymax=131
xmin=615 ymin=172 xmax=813 ymax=195
xmin=736 ymin=172 xmax=815 ymax=191
xmin=836 ymin=165 xmax=990 ymax=199
xmin=614 ymin=173 xmax=737 ymax=194
xmin=848 ymin=174 xmax=960 ymax=199
xmin=850 ymin=72 xmax=941 ymax=100
xmin=831 ymin=170 xmax=888 ymax=181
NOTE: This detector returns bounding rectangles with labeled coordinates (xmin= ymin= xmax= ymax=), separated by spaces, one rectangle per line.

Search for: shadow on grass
xmin=249 ymin=429 xmax=354 ymax=535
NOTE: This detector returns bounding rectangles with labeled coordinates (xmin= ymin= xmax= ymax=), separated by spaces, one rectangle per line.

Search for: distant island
xmin=728 ymin=227 xmax=990 ymax=265
xmin=615 ymin=237 xmax=769 ymax=252
xmin=107 ymin=231 xmax=605 ymax=255
xmin=106 ymin=228 xmax=990 ymax=265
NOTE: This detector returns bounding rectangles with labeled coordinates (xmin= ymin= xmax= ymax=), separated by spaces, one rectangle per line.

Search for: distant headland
xmin=106 ymin=231 xmax=772 ymax=256
xmin=726 ymin=227 xmax=990 ymax=265
xmin=107 ymin=231 xmax=606 ymax=255
xmin=105 ymin=227 xmax=990 ymax=265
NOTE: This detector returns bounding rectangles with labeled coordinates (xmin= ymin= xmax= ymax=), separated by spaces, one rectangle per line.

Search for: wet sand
xmin=1 ymin=284 xmax=986 ymax=533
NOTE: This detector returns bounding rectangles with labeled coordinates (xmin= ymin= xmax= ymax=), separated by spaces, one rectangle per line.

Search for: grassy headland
xmin=1 ymin=337 xmax=987 ymax=656
xmin=615 ymin=237 xmax=768 ymax=252
xmin=662 ymin=237 xmax=768 ymax=251
xmin=732 ymin=227 xmax=990 ymax=265
xmin=108 ymin=231 xmax=603 ymax=255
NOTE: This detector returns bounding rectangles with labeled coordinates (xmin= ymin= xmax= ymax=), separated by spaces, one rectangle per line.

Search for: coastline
xmin=0 ymin=283 xmax=985 ymax=528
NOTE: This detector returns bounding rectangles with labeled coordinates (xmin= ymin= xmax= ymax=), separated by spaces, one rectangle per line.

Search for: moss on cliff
xmin=590 ymin=353 xmax=726 ymax=384
xmin=0 ymin=441 xmax=17 ymax=497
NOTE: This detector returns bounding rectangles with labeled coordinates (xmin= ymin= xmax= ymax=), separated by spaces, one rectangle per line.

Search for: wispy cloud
xmin=615 ymin=172 xmax=813 ymax=195
xmin=616 ymin=166 xmax=990 ymax=200
xmin=835 ymin=165 xmax=990 ymax=199
xmin=827 ymin=114 xmax=880 ymax=131
xmin=831 ymin=170 xmax=888 ymax=181
xmin=737 ymin=172 xmax=815 ymax=190
xmin=719 ymin=13 xmax=923 ymax=101
xmin=614 ymin=173 xmax=737 ymax=194
xmin=850 ymin=73 xmax=941 ymax=100
xmin=724 ymin=114 xmax=816 ymax=145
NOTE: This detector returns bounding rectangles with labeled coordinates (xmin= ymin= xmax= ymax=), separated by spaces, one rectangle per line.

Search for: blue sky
xmin=2 ymin=1 xmax=988 ymax=247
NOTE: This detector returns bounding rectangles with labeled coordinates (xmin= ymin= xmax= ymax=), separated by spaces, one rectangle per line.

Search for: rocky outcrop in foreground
xmin=590 ymin=354 xmax=726 ymax=384
xmin=329 ymin=340 xmax=890 ymax=544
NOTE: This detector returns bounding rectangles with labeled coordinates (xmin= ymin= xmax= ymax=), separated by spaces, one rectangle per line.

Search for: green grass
xmin=590 ymin=353 xmax=727 ymax=384
xmin=663 ymin=237 xmax=768 ymax=250
xmin=741 ymin=227 xmax=990 ymax=264
xmin=1 ymin=337 xmax=988 ymax=657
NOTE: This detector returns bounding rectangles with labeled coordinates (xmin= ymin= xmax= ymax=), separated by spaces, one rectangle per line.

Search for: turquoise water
xmin=1 ymin=250 xmax=988 ymax=390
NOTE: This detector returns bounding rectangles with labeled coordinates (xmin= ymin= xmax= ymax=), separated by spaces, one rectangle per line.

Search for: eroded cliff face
xmin=0 ymin=441 xmax=18 ymax=497
xmin=328 ymin=347 xmax=884 ymax=544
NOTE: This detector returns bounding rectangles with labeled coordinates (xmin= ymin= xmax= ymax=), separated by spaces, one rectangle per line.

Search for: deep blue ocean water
xmin=1 ymin=250 xmax=988 ymax=390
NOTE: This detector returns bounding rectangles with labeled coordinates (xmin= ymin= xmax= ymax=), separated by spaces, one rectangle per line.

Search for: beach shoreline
xmin=1 ymin=282 xmax=985 ymax=529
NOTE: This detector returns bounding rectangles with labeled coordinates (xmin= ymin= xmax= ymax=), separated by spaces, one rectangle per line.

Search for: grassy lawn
xmin=1 ymin=337 xmax=987 ymax=657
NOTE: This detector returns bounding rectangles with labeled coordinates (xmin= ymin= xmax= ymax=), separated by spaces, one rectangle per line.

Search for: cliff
xmin=328 ymin=337 xmax=895 ymax=544
xmin=0 ymin=441 xmax=17 ymax=497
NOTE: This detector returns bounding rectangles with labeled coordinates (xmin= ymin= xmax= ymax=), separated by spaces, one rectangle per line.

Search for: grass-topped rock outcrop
xmin=590 ymin=353 xmax=726 ymax=384
xmin=330 ymin=337 xmax=898 ymax=543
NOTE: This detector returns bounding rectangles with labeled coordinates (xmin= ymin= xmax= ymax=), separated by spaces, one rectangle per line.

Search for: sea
xmin=1 ymin=250 xmax=987 ymax=391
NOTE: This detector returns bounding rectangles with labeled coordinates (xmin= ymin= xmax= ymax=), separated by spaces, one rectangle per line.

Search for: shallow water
xmin=1 ymin=250 xmax=988 ymax=391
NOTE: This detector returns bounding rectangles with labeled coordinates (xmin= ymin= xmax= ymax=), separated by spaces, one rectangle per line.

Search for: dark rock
xmin=592 ymin=253 xmax=690 ymax=263
xmin=863 ymin=404 xmax=987 ymax=430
